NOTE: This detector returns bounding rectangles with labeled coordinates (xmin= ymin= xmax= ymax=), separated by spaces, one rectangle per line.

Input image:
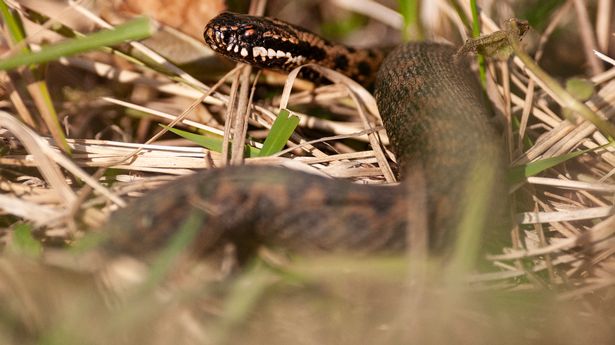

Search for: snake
xmin=101 ymin=12 xmax=508 ymax=259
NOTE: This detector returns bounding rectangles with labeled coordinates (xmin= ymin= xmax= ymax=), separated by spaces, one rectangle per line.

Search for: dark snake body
xmin=102 ymin=12 xmax=507 ymax=258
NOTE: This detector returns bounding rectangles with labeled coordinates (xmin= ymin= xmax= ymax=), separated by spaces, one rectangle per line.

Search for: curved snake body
xmin=101 ymin=12 xmax=507 ymax=258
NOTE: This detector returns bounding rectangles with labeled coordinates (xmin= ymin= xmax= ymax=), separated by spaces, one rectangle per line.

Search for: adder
xmin=101 ymin=12 xmax=510 ymax=260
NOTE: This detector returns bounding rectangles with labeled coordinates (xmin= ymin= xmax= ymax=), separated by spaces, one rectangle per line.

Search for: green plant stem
xmin=469 ymin=0 xmax=487 ymax=86
xmin=0 ymin=0 xmax=26 ymax=47
xmin=0 ymin=0 xmax=71 ymax=152
xmin=0 ymin=16 xmax=154 ymax=70
xmin=398 ymin=0 xmax=423 ymax=41
xmin=507 ymin=20 xmax=615 ymax=138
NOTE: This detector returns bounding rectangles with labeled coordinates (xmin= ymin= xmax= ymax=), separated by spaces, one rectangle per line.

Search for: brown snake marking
xmin=101 ymin=12 xmax=508 ymax=259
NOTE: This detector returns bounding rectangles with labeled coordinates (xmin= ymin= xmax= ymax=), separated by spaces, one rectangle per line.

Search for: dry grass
xmin=1 ymin=0 xmax=615 ymax=344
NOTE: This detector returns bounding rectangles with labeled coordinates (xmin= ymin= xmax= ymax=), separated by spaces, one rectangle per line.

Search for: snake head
xmin=204 ymin=12 xmax=314 ymax=71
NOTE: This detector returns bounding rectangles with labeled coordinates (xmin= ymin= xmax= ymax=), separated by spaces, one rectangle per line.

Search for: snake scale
xmin=101 ymin=12 xmax=508 ymax=259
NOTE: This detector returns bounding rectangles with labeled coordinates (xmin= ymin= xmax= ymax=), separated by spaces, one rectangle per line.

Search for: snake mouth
xmin=204 ymin=12 xmax=309 ymax=71
xmin=204 ymin=23 xmax=251 ymax=59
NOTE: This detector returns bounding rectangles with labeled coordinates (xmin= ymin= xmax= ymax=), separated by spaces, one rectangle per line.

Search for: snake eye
xmin=243 ymin=29 xmax=255 ymax=37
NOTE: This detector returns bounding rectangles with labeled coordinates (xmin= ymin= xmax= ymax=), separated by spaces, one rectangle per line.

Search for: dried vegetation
xmin=0 ymin=0 xmax=615 ymax=344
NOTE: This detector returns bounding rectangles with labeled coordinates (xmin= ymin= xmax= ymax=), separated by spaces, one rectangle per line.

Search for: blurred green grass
xmin=0 ymin=0 xmax=613 ymax=344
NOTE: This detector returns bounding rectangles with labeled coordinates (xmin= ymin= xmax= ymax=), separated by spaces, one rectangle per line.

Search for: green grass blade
xmin=142 ymin=211 xmax=205 ymax=290
xmin=508 ymin=143 xmax=612 ymax=184
xmin=213 ymin=264 xmax=275 ymax=343
xmin=469 ymin=0 xmax=487 ymax=85
xmin=0 ymin=16 xmax=154 ymax=71
xmin=258 ymin=109 xmax=300 ymax=157
xmin=506 ymin=20 xmax=615 ymax=139
xmin=161 ymin=125 xmax=261 ymax=157
xmin=0 ymin=1 xmax=71 ymax=152
xmin=9 ymin=223 xmax=43 ymax=257
xmin=447 ymin=162 xmax=497 ymax=277
xmin=397 ymin=0 xmax=423 ymax=41
xmin=0 ymin=1 xmax=27 ymax=48
xmin=29 ymin=80 xmax=72 ymax=153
